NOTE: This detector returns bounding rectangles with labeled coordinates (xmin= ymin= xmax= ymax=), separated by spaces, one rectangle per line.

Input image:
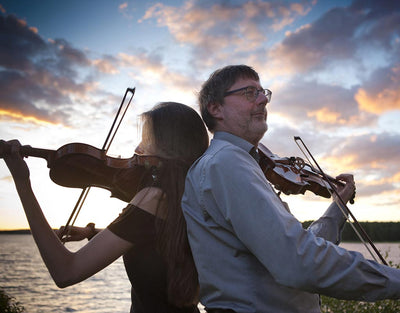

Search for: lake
xmin=0 ymin=234 xmax=399 ymax=313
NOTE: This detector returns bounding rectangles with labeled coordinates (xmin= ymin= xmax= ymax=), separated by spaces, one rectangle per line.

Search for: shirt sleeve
xmin=308 ymin=201 xmax=348 ymax=244
xmin=107 ymin=204 xmax=156 ymax=245
xmin=204 ymin=145 xmax=400 ymax=301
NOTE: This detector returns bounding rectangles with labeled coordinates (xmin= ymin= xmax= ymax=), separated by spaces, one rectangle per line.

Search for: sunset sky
xmin=0 ymin=0 xmax=399 ymax=230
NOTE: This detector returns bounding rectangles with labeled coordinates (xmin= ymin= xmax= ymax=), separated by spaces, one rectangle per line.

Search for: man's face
xmin=213 ymin=77 xmax=268 ymax=145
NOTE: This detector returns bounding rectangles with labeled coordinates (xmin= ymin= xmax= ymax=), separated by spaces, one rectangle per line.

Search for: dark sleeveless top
xmin=107 ymin=204 xmax=199 ymax=313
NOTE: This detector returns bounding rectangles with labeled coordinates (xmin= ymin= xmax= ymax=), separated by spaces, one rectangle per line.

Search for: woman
xmin=2 ymin=102 xmax=209 ymax=313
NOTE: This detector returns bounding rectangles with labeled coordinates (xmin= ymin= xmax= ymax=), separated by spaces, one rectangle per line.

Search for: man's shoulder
xmin=191 ymin=139 xmax=253 ymax=175
xmin=208 ymin=138 xmax=248 ymax=157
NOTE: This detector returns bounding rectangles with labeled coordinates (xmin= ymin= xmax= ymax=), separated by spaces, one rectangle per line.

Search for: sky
xmin=0 ymin=0 xmax=399 ymax=230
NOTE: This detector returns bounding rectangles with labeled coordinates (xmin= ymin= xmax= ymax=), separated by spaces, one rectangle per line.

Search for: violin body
xmin=49 ymin=143 xmax=162 ymax=202
xmin=0 ymin=141 xmax=162 ymax=202
xmin=258 ymin=143 xmax=341 ymax=200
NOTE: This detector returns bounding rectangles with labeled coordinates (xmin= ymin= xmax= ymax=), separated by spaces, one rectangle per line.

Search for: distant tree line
xmin=2 ymin=223 xmax=400 ymax=241
xmin=302 ymin=221 xmax=400 ymax=242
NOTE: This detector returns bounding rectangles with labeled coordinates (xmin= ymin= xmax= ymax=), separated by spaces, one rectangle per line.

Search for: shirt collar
xmin=214 ymin=131 xmax=255 ymax=153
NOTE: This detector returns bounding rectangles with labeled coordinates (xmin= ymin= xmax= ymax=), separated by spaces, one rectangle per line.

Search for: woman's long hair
xmin=141 ymin=102 xmax=209 ymax=306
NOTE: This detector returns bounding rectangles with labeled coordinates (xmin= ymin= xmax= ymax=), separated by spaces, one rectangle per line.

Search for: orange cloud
xmin=355 ymin=66 xmax=400 ymax=114
xmin=92 ymin=59 xmax=119 ymax=74
xmin=29 ymin=26 xmax=38 ymax=34
xmin=0 ymin=109 xmax=58 ymax=126
xmin=391 ymin=171 xmax=400 ymax=183
xmin=307 ymin=107 xmax=346 ymax=124
xmin=321 ymin=154 xmax=358 ymax=172
xmin=0 ymin=175 xmax=14 ymax=183
xmin=119 ymin=2 xmax=128 ymax=10
xmin=355 ymin=87 xmax=400 ymax=114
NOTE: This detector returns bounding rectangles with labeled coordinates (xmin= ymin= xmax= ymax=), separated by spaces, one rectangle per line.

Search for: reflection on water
xmin=341 ymin=242 xmax=400 ymax=265
xmin=0 ymin=234 xmax=131 ymax=313
xmin=1 ymin=235 xmax=399 ymax=313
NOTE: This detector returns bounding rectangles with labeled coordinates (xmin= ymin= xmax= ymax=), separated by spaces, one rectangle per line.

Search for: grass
xmin=0 ymin=289 xmax=25 ymax=313
xmin=321 ymin=297 xmax=400 ymax=313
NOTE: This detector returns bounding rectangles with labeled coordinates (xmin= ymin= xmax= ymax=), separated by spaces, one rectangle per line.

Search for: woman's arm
xmin=3 ymin=140 xmax=133 ymax=288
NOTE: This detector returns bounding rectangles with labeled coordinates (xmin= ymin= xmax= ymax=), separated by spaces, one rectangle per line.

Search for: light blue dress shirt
xmin=182 ymin=131 xmax=400 ymax=313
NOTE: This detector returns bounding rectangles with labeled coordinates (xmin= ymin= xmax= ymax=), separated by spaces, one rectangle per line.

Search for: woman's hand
xmin=55 ymin=223 xmax=97 ymax=242
xmin=1 ymin=139 xmax=30 ymax=183
xmin=334 ymin=173 xmax=356 ymax=204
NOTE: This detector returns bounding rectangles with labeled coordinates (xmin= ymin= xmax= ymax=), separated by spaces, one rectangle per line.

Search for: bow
xmin=294 ymin=136 xmax=388 ymax=265
xmin=60 ymin=87 xmax=136 ymax=241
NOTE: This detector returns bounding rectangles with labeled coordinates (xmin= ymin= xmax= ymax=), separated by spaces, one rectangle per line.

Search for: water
xmin=341 ymin=242 xmax=400 ymax=265
xmin=0 ymin=234 xmax=131 ymax=313
xmin=0 ymin=235 xmax=399 ymax=313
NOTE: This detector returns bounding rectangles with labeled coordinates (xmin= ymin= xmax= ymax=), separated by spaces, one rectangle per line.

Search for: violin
xmin=257 ymin=143 xmax=354 ymax=203
xmin=258 ymin=140 xmax=388 ymax=265
xmin=0 ymin=141 xmax=163 ymax=203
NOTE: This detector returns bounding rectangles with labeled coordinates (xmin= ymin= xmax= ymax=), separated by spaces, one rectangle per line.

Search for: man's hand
xmin=334 ymin=173 xmax=356 ymax=204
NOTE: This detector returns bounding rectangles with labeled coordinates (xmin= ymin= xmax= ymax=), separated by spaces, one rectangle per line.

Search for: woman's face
xmin=135 ymin=118 xmax=159 ymax=156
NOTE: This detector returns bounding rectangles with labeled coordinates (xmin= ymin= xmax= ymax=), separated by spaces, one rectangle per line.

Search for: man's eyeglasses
xmin=224 ymin=86 xmax=272 ymax=103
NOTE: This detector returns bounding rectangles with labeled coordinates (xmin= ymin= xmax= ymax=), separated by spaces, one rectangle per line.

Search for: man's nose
xmin=256 ymin=92 xmax=268 ymax=106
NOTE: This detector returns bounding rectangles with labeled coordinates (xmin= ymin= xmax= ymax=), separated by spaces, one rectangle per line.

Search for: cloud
xmin=267 ymin=0 xmax=400 ymax=82
xmin=92 ymin=56 xmax=120 ymax=74
xmin=0 ymin=14 xmax=102 ymax=126
xmin=118 ymin=50 xmax=199 ymax=91
xmin=119 ymin=2 xmax=128 ymax=10
xmin=355 ymin=65 xmax=400 ymax=114
xmin=321 ymin=132 xmax=400 ymax=196
xmin=139 ymin=0 xmax=314 ymax=69
xmin=118 ymin=2 xmax=134 ymax=20
xmin=0 ymin=175 xmax=13 ymax=183
xmin=269 ymin=6 xmax=359 ymax=73
xmin=269 ymin=79 xmax=377 ymax=129
xmin=330 ymin=133 xmax=400 ymax=171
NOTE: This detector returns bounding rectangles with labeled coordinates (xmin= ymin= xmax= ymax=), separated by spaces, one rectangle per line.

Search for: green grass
xmin=321 ymin=297 xmax=400 ymax=313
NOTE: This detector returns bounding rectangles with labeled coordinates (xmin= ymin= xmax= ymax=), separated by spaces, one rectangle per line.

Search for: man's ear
xmin=207 ymin=102 xmax=223 ymax=119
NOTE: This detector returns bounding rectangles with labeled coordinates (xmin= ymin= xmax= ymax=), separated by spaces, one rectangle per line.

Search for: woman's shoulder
xmin=130 ymin=187 xmax=166 ymax=218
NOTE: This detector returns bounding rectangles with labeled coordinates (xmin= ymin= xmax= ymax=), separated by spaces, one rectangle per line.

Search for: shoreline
xmin=0 ymin=229 xmax=31 ymax=234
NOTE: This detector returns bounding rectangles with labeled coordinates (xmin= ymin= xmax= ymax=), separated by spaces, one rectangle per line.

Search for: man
xmin=182 ymin=65 xmax=400 ymax=313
